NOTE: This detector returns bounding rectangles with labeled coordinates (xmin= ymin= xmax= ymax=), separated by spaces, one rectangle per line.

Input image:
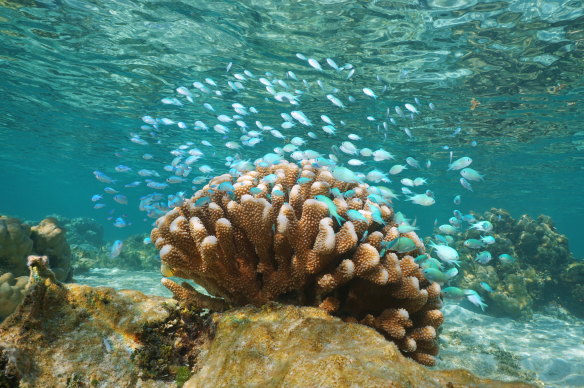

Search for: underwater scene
xmin=1 ymin=0 xmax=583 ymax=386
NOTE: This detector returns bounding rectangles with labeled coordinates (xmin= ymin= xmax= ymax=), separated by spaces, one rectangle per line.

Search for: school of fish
xmin=90 ymin=53 xmax=512 ymax=312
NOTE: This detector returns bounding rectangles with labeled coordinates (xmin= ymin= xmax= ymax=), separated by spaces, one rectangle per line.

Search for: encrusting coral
xmin=152 ymin=159 xmax=443 ymax=365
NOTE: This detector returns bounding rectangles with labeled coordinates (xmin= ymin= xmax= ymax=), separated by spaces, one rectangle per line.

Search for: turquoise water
xmin=1 ymin=0 xmax=582 ymax=258
xmin=1 ymin=1 xmax=584 ymax=385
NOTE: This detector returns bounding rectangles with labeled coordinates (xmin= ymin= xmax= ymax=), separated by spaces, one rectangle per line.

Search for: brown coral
xmin=151 ymin=160 xmax=442 ymax=365
xmin=0 ymin=216 xmax=34 ymax=276
xmin=0 ymin=216 xmax=71 ymax=282
xmin=0 ymin=272 xmax=28 ymax=320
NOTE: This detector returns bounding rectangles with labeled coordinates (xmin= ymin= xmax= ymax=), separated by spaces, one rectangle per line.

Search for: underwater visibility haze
xmin=0 ymin=0 xmax=584 ymax=386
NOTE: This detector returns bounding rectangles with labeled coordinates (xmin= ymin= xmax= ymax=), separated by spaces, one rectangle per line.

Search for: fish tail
xmin=333 ymin=214 xmax=345 ymax=225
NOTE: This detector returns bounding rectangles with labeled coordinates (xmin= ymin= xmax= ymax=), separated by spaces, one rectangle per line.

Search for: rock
xmin=0 ymin=257 xmax=533 ymax=388
xmin=0 ymin=255 xmax=181 ymax=387
xmin=185 ymin=303 xmax=532 ymax=388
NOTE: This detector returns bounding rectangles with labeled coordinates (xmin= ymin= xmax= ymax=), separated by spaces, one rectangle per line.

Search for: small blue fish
xmin=499 ymin=254 xmax=516 ymax=264
xmin=262 ymin=174 xmax=277 ymax=184
xmin=250 ymin=187 xmax=262 ymax=195
xmin=471 ymin=221 xmax=493 ymax=232
xmin=480 ymin=282 xmax=493 ymax=293
xmin=420 ymin=258 xmax=445 ymax=271
xmin=475 ymin=251 xmax=492 ymax=265
xmin=218 ymin=182 xmax=235 ymax=193
xmin=195 ymin=196 xmax=211 ymax=206
xmin=110 ymin=240 xmax=124 ymax=258
xmin=115 ymin=165 xmax=132 ymax=173
xmin=343 ymin=189 xmax=356 ymax=198
xmin=414 ymin=254 xmax=428 ymax=263
xmin=441 ymin=286 xmax=466 ymax=299
xmin=422 ymin=267 xmax=458 ymax=285
xmin=113 ymin=194 xmax=128 ymax=205
xmin=369 ymin=205 xmax=385 ymax=225
xmin=113 ymin=217 xmax=127 ymax=228
xmin=124 ymin=181 xmax=142 ymax=188
xmin=91 ymin=194 xmax=103 ymax=202
xmin=464 ymin=239 xmax=484 ymax=249
xmin=297 ymin=177 xmax=312 ymax=184
xmin=346 ymin=209 xmax=367 ymax=223
xmin=434 ymin=234 xmax=448 ymax=245
xmin=272 ymin=190 xmax=285 ymax=197
xmin=332 ymin=166 xmax=359 ymax=183
xmin=93 ymin=170 xmax=115 ymax=184
xmin=460 ymin=177 xmax=473 ymax=192
xmin=315 ymin=195 xmax=345 ymax=225
xmin=464 ymin=289 xmax=488 ymax=311
xmin=330 ymin=187 xmax=343 ymax=198
xmin=453 ymin=195 xmax=461 ymax=205
xmin=367 ymin=194 xmax=389 ymax=205
xmin=383 ymin=237 xmax=416 ymax=253
xmin=480 ymin=235 xmax=496 ymax=245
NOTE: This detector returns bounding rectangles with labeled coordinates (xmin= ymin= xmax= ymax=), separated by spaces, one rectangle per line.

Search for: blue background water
xmin=0 ymin=0 xmax=583 ymax=257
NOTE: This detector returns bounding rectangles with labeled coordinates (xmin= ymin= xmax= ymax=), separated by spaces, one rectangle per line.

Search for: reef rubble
xmin=0 ymin=256 xmax=532 ymax=388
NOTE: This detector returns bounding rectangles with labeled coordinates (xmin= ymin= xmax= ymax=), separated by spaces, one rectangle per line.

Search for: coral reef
xmin=30 ymin=217 xmax=72 ymax=281
xmin=450 ymin=208 xmax=578 ymax=319
xmin=71 ymin=233 xmax=159 ymax=274
xmin=0 ymin=216 xmax=72 ymax=281
xmin=111 ymin=234 xmax=160 ymax=270
xmin=0 ymin=216 xmax=33 ymax=277
xmin=0 ymin=273 xmax=27 ymax=320
xmin=0 ymin=257 xmax=531 ymax=387
xmin=49 ymin=215 xmax=104 ymax=247
xmin=0 ymin=215 xmax=74 ymax=320
xmin=152 ymin=160 xmax=443 ymax=365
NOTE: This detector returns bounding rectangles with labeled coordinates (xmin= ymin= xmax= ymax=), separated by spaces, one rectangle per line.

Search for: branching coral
xmin=151 ymin=160 xmax=442 ymax=365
